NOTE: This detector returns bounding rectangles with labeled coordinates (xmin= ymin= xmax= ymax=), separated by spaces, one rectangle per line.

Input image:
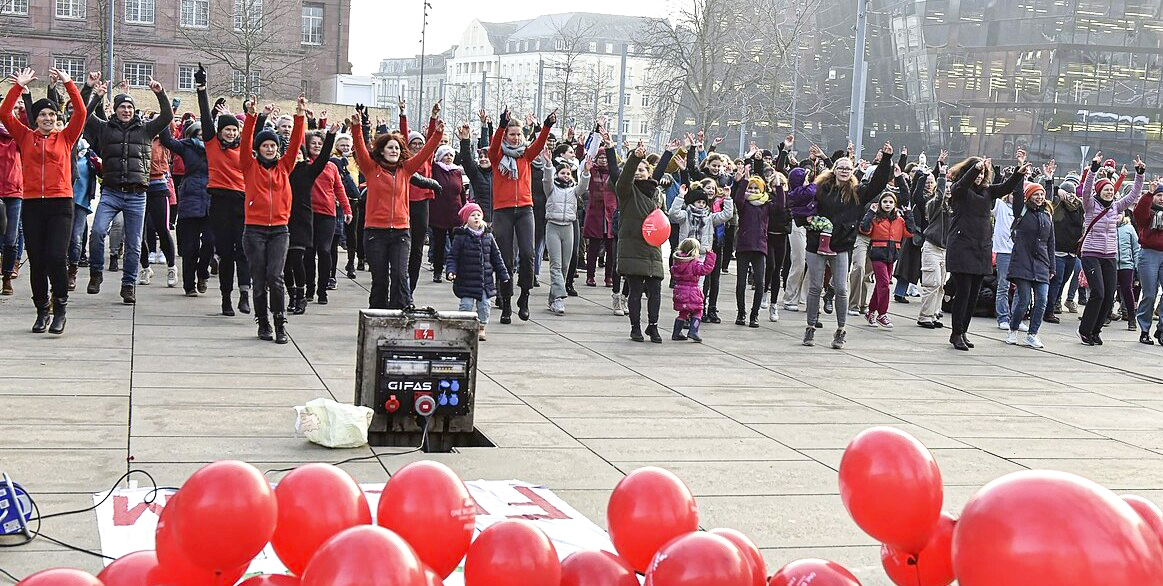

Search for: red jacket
xmin=1134 ymin=193 xmax=1163 ymax=251
xmin=205 ymin=133 xmax=245 ymax=193
xmin=488 ymin=122 xmax=552 ymax=210
xmin=0 ymin=124 xmax=22 ymax=199
xmin=0 ymin=81 xmax=85 ymax=200
xmin=353 ymin=123 xmax=442 ymax=229
xmin=311 ymin=160 xmax=351 ymax=216
xmin=241 ymin=113 xmax=304 ymax=226
xmin=400 ymin=114 xmax=436 ymax=202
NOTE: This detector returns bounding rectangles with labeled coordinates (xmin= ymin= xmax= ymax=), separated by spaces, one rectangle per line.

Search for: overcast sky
xmin=349 ymin=0 xmax=674 ymax=75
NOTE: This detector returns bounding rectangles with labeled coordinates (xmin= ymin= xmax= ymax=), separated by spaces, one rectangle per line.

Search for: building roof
xmin=480 ymin=20 xmax=530 ymax=49
xmin=505 ymin=12 xmax=656 ymax=43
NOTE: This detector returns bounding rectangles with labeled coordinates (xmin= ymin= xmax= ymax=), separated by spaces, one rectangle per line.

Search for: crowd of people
xmin=2 ymin=65 xmax=1162 ymax=351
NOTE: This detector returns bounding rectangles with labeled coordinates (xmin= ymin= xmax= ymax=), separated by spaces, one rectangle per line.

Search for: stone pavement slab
xmin=3 ymin=265 xmax=1163 ymax=586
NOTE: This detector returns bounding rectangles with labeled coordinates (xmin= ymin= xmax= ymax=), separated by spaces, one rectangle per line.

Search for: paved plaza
xmin=2 ymin=269 xmax=1163 ymax=585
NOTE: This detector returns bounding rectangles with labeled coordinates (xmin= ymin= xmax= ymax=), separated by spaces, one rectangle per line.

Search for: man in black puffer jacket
xmin=84 ymin=76 xmax=173 ymax=304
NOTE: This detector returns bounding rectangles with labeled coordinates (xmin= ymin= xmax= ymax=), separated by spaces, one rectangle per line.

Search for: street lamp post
xmin=418 ymin=0 xmax=431 ymax=117
xmin=848 ymin=0 xmax=870 ymax=160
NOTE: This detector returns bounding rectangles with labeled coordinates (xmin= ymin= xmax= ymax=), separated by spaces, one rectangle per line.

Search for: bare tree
xmin=544 ymin=15 xmax=602 ymax=128
xmin=176 ymin=0 xmax=317 ymax=98
xmin=572 ymin=59 xmax=619 ymax=130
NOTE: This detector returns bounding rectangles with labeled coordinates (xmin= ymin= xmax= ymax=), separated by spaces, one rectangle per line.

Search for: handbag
xmin=1075 ymin=206 xmax=1111 ymax=256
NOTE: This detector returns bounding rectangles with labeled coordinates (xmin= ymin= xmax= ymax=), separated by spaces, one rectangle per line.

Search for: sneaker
xmin=1024 ymin=334 xmax=1044 ymax=348
xmin=865 ymin=311 xmax=878 ymax=327
xmin=831 ymin=328 xmax=847 ymax=349
xmin=120 ymin=285 xmax=136 ymax=304
xmin=917 ymin=320 xmax=939 ymax=329
xmin=768 ymin=305 xmax=779 ymax=322
xmin=996 ymin=321 xmax=1009 ymax=330
xmin=802 ymin=326 xmax=816 ymax=346
xmin=1018 ymin=322 xmax=1029 ymax=332
xmin=760 ymin=292 xmax=769 ymax=309
xmin=185 ymin=290 xmax=199 ymax=297
xmin=876 ymin=314 xmax=894 ymax=329
xmin=847 ymin=309 xmax=861 ymax=316
xmin=197 ymin=278 xmax=208 ymax=294
xmin=893 ymin=295 xmax=910 ymax=304
xmin=551 ymin=298 xmax=566 ymax=315
xmin=166 ymin=267 xmax=177 ymax=288
xmin=784 ymin=303 xmax=800 ymax=312
xmin=612 ymin=293 xmax=625 ymax=316
xmin=1006 ymin=330 xmax=1020 ymax=345
xmin=148 ymin=252 xmax=159 ymax=264
xmin=1043 ymin=314 xmax=1060 ymax=324
xmin=1065 ymin=300 xmax=1078 ymax=313
xmin=138 ymin=267 xmax=153 ymax=286
xmin=1079 ymin=330 xmax=1094 ymax=346
xmin=620 ymin=295 xmax=628 ymax=315
xmin=1141 ymin=332 xmax=1156 ymax=345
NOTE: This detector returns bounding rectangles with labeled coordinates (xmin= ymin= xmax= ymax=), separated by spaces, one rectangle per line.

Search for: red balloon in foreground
xmin=464 ymin=520 xmax=560 ymax=586
xmin=710 ymin=529 xmax=766 ymax=586
xmin=1123 ymin=495 xmax=1163 ymax=549
xmin=882 ymin=512 xmax=956 ymax=586
xmin=273 ymin=463 xmax=371 ymax=576
xmin=378 ymin=460 xmax=475 ymax=579
xmin=642 ymin=209 xmax=672 ymax=247
xmin=839 ymin=426 xmax=943 ymax=553
xmin=300 ymin=525 xmax=424 ymax=586
xmin=607 ymin=467 xmax=699 ymax=573
xmin=98 ymin=551 xmax=158 ymax=586
xmin=953 ymin=470 xmax=1163 ymax=586
xmin=768 ymin=559 xmax=862 ymax=586
xmin=421 ymin=567 xmax=444 ymax=586
xmin=646 ymin=532 xmax=752 ymax=586
xmin=16 ymin=569 xmax=103 ymax=585
xmin=560 ymin=550 xmax=638 ymax=586
xmin=238 ymin=576 xmax=301 ymax=586
xmin=175 ymin=461 xmax=277 ymax=573
xmin=152 ymin=492 xmax=248 ymax=586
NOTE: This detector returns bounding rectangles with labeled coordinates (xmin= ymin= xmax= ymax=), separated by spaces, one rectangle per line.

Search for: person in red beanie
xmin=1004 ymin=176 xmax=1055 ymax=348
xmin=444 ymin=202 xmax=509 ymax=341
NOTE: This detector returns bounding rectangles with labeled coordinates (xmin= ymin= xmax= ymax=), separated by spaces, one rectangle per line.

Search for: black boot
xmin=961 ymin=334 xmax=975 ymax=348
xmin=500 ymin=296 xmax=512 ymax=324
xmin=31 ymin=300 xmax=50 ymax=333
xmin=517 ymin=289 xmax=531 ymax=321
xmin=256 ymin=315 xmax=274 ymax=341
xmin=221 ymin=291 xmax=235 ymax=316
xmin=316 ymin=289 xmax=328 ymax=305
xmin=630 ymin=324 xmax=644 ymax=342
xmin=645 ymin=323 xmax=663 ymax=343
xmin=566 ymin=281 xmax=578 ymax=297
xmin=48 ymin=297 xmax=67 ymax=335
xmin=688 ymin=318 xmax=703 ymax=342
xmin=345 ymin=259 xmax=357 ymax=280
xmin=705 ymin=308 xmax=721 ymax=324
xmin=237 ymin=290 xmax=251 ymax=314
xmin=288 ymin=288 xmax=302 ymax=315
xmin=274 ymin=313 xmax=288 ymax=344
xmin=950 ymin=332 xmax=969 ymax=351
xmin=735 ymin=311 xmax=746 ymax=326
xmin=671 ymin=318 xmax=688 ymax=341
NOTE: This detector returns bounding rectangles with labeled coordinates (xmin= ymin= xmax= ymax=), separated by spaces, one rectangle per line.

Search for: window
xmin=55 ymin=0 xmax=85 ymax=18
xmin=232 ymin=69 xmax=261 ymax=95
xmin=177 ymin=64 xmax=197 ymax=91
xmin=123 ymin=62 xmax=154 ymax=87
xmin=53 ymin=56 xmax=85 ymax=82
xmin=641 ymin=95 xmax=650 ymax=107
xmin=124 ymin=0 xmax=154 ymax=23
xmin=605 ymin=42 xmax=613 ymax=53
xmin=301 ymin=3 xmax=323 ymax=45
xmin=588 ymin=41 xmax=597 ymax=52
xmin=622 ymin=93 xmax=631 ymax=106
xmin=233 ymin=0 xmax=262 ymax=32
xmin=0 ymin=53 xmax=28 ymax=78
xmin=0 ymin=0 xmax=29 ymax=16
xmin=621 ymin=119 xmax=630 ymax=134
xmin=602 ymin=93 xmax=612 ymax=105
xmin=180 ymin=0 xmax=208 ymax=28
xmin=639 ymin=121 xmax=648 ymax=134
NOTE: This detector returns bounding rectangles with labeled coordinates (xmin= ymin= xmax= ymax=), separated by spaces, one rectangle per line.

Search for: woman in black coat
xmin=945 ymin=156 xmax=1027 ymax=350
xmin=284 ymin=126 xmax=337 ymax=314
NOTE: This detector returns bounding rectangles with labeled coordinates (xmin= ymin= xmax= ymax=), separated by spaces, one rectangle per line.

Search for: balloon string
xmin=911 ymin=553 xmax=921 ymax=586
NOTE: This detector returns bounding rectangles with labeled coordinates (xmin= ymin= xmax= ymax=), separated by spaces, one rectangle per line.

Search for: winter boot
xmin=120 ymin=285 xmax=136 ymax=304
xmin=630 ymin=324 xmax=645 ymax=342
xmin=31 ymin=300 xmax=50 ymax=333
xmin=688 ymin=318 xmax=703 ymax=342
xmin=671 ymin=318 xmax=688 ymax=341
xmin=256 ymin=316 xmax=274 ymax=341
xmin=274 ymin=313 xmax=289 ymax=344
xmin=49 ymin=297 xmax=67 ymax=335
xmin=645 ymin=323 xmax=663 ymax=343
xmin=345 ymin=259 xmax=357 ymax=280
xmin=222 ymin=291 xmax=236 ymax=316
xmin=817 ymin=232 xmax=838 ymax=256
xmin=108 ymin=254 xmax=119 ymax=272
xmin=517 ymin=289 xmax=531 ymax=321
xmin=67 ymin=263 xmax=78 ymax=291
xmin=290 ymin=288 xmax=305 ymax=315
xmin=86 ymin=271 xmax=102 ymax=294
xmin=238 ymin=289 xmax=251 ymax=314
xmin=500 ymin=295 xmax=513 ymax=324
xmin=1 ymin=272 xmax=11 ymax=295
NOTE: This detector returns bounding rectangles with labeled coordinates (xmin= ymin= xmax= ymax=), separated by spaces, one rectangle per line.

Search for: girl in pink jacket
xmin=670 ymin=237 xmax=717 ymax=342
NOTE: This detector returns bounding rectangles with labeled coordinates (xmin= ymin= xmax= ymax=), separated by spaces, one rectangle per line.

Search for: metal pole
xmin=790 ymin=51 xmax=799 ymax=138
xmin=855 ymin=61 xmax=868 ymax=158
xmin=106 ymin=0 xmax=115 ymax=82
xmin=418 ymin=1 xmax=429 ymax=112
xmin=737 ymin=107 xmax=746 ymax=157
xmin=480 ymin=70 xmax=487 ymax=114
xmin=616 ymin=44 xmax=628 ymax=148
xmin=536 ymin=58 xmax=544 ymax=120
xmin=848 ymin=0 xmax=869 ymax=160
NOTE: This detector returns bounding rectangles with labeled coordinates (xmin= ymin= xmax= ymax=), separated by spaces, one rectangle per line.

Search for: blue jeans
xmin=1137 ymin=248 xmax=1163 ymax=333
xmin=995 ymin=252 xmax=1012 ymax=323
xmin=1 ymin=196 xmax=21 ymax=274
xmin=69 ymin=204 xmax=90 ymax=264
xmin=1050 ymin=254 xmax=1078 ymax=310
xmin=90 ymin=187 xmax=146 ymax=286
xmin=459 ymin=294 xmax=491 ymax=326
xmin=1010 ymin=279 xmax=1049 ymax=335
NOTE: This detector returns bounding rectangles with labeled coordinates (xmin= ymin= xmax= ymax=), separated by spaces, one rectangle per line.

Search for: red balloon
xmin=646 ymin=532 xmax=751 ymax=586
xmin=151 ymin=491 xmax=248 ymax=586
xmin=300 ymin=525 xmax=424 ymax=586
xmin=561 ymin=550 xmax=638 ymax=586
xmin=607 ymin=467 xmax=699 ymax=573
xmin=273 ymin=464 xmax=372 ymax=576
xmin=238 ymin=576 xmax=301 ymax=586
xmin=881 ymin=512 xmax=956 ymax=586
xmin=768 ymin=559 xmax=862 ymax=586
xmin=174 ymin=461 xmax=277 ymax=572
xmin=1123 ymin=495 xmax=1163 ymax=549
xmin=98 ymin=551 xmax=158 ymax=586
xmin=953 ymin=470 xmax=1163 ymax=586
xmin=710 ymin=529 xmax=765 ymax=586
xmin=464 ymin=520 xmax=560 ymax=586
xmin=421 ymin=568 xmax=444 ymax=586
xmin=642 ymin=209 xmax=671 ymax=247
xmin=839 ymin=426 xmax=943 ymax=553
xmin=16 ymin=569 xmax=103 ymax=585
xmin=378 ymin=461 xmax=475 ymax=579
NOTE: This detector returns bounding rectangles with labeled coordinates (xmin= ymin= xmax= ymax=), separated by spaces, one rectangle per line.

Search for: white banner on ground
xmin=94 ymin=481 xmax=615 ymax=583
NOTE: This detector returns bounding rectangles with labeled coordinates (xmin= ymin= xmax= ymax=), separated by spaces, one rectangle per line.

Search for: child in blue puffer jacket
xmin=446 ymin=202 xmax=510 ymax=341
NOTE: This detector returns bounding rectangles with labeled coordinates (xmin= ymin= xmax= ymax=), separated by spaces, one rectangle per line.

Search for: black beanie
xmin=684 ymin=184 xmax=709 ymax=206
xmin=113 ymin=94 xmax=134 ymax=110
xmin=216 ymin=114 xmax=240 ymax=135
xmin=253 ymin=128 xmax=280 ymax=152
xmin=29 ymin=98 xmax=59 ymax=117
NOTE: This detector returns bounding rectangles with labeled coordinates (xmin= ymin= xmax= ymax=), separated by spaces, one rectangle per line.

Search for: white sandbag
xmin=293 ymin=398 xmax=373 ymax=448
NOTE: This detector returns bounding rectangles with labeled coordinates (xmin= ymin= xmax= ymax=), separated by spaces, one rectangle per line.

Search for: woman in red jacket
xmin=241 ymin=99 xmax=305 ymax=344
xmin=350 ymin=112 xmax=443 ymax=309
xmin=0 ymin=67 xmax=86 ymax=334
xmin=487 ymin=107 xmax=556 ymax=322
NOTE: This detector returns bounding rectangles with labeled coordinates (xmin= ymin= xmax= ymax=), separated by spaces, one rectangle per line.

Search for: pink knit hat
xmin=459 ymin=202 xmax=483 ymax=225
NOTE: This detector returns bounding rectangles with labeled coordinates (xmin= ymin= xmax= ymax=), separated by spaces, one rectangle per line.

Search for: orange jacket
xmin=0 ymin=81 xmax=86 ymax=199
xmin=205 ymin=132 xmax=245 ymax=193
xmin=311 ymin=160 xmax=351 ymax=216
xmin=241 ymin=113 xmax=304 ymax=226
xmin=149 ymin=136 xmax=171 ymax=180
xmin=352 ymin=122 xmax=442 ymax=229
xmin=488 ymin=123 xmax=552 ymax=210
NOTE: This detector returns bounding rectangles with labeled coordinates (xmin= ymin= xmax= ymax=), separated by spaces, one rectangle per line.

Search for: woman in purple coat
xmin=583 ymin=148 xmax=617 ymax=287
xmin=429 ymin=144 xmax=466 ymax=284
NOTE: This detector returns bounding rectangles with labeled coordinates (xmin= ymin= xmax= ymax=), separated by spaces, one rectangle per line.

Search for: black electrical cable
xmin=264 ymin=415 xmax=433 ymax=475
xmin=0 ymin=565 xmax=20 ymax=583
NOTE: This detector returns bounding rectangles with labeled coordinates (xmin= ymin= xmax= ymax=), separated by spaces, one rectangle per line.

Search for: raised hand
xmin=328 ymin=122 xmax=340 ymax=134
xmin=146 ymin=75 xmax=163 ymax=93
xmin=431 ymin=99 xmax=441 ymax=118
xmin=478 ymin=109 xmax=487 ymax=124
xmin=733 ymin=163 xmax=747 ymax=182
xmin=634 ymin=140 xmax=646 ymax=159
xmin=1042 ymin=159 xmax=1056 ymax=178
xmin=544 ymin=108 xmax=558 ymax=128
xmin=712 ymin=136 xmax=724 ymax=147
xmin=882 ymin=141 xmax=893 ymax=155
xmin=94 ymin=81 xmax=108 ymax=97
xmin=194 ymin=63 xmax=207 ymax=87
xmin=1018 ymin=163 xmax=1032 ymax=176
xmin=584 ymin=157 xmax=594 ymax=172
xmin=938 ymin=149 xmax=949 ymax=163
xmin=1136 ymin=155 xmax=1146 ymax=174
xmin=350 ymin=113 xmax=361 ymax=127
xmin=398 ymin=96 xmax=406 ymax=111
xmin=894 ymin=165 xmax=903 ymax=178
xmin=901 ymin=145 xmax=908 ymax=157
xmin=666 ymin=137 xmax=681 ymax=152
xmin=271 ymin=105 xmax=282 ymax=117
xmin=525 ymin=112 xmax=536 ymax=127
xmin=683 ymin=133 xmax=694 ymax=147
xmin=784 ymin=134 xmax=794 ymax=148
xmin=296 ymin=95 xmax=308 ymax=115
xmin=11 ymin=68 xmax=36 ymax=87
xmin=982 ymin=157 xmax=992 ymax=170
xmin=117 ymin=79 xmax=130 ymax=94
xmin=434 ymin=119 xmax=445 ymax=134
xmin=566 ymin=126 xmax=576 ymax=141
xmin=457 ymin=124 xmax=471 ymax=140
xmin=1092 ymin=151 xmax=1103 ymax=166
xmin=86 ymin=71 xmax=101 ymax=87
xmin=1015 ymin=147 xmax=1027 ymax=165
xmin=262 ymin=103 xmax=275 ymax=116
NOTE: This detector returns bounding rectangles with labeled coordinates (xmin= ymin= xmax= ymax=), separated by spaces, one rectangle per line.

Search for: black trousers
xmin=141 ymin=191 xmax=175 ymax=268
xmin=736 ymin=250 xmax=766 ymax=319
xmin=765 ymin=233 xmax=788 ymax=299
xmin=949 ymin=272 xmax=986 ymax=336
xmin=408 ymin=200 xmax=429 ymax=293
xmin=722 ymin=224 xmax=736 ymax=270
xmin=365 ymin=227 xmax=411 ymax=309
xmin=587 ymin=237 xmax=615 ymax=282
xmin=703 ymin=238 xmax=724 ymax=311
xmin=22 ymin=198 xmax=72 ymax=305
xmin=176 ymin=216 xmax=213 ymax=293
xmin=626 ymin=275 xmax=662 ymax=329
xmin=1080 ymin=256 xmax=1118 ymax=336
xmin=493 ymin=206 xmax=535 ymax=292
xmin=242 ymin=225 xmax=289 ymax=317
xmin=345 ymin=199 xmax=364 ymax=267
xmin=430 ymin=226 xmax=453 ymax=280
xmin=284 ymin=247 xmax=306 ymax=291
xmin=306 ymin=213 xmax=337 ymax=295
xmin=209 ymin=190 xmax=251 ymax=294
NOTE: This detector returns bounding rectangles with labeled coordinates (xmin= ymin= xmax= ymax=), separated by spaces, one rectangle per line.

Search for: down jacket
xmin=158 ymin=126 xmax=210 ymax=219
xmin=615 ymin=148 xmax=673 ymax=279
xmin=671 ymin=250 xmax=716 ymax=313
xmin=539 ymin=164 xmax=591 ymax=225
xmin=668 ymin=190 xmax=733 ymax=251
xmin=1080 ymin=161 xmax=1143 ymax=258
xmin=445 ymin=226 xmax=510 ymax=300
xmin=86 ymin=89 xmax=173 ymax=191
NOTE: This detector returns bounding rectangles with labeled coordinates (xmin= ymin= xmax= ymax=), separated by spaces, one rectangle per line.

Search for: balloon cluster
xmin=838 ymin=426 xmax=1163 ymax=586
